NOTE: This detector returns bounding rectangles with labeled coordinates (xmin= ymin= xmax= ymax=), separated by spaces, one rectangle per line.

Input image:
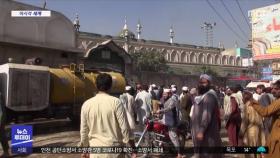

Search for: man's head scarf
xmin=200 ymin=74 xmax=212 ymax=82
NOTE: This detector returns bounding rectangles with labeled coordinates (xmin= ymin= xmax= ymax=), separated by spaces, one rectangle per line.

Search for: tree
xmin=131 ymin=51 xmax=169 ymax=72
xmin=195 ymin=65 xmax=220 ymax=78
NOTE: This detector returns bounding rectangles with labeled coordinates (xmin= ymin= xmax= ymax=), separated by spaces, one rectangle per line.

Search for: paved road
xmin=0 ymin=119 xmax=244 ymax=158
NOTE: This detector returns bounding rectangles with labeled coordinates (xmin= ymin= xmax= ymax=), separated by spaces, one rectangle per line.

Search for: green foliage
xmin=131 ymin=51 xmax=169 ymax=72
xmin=197 ymin=65 xmax=220 ymax=78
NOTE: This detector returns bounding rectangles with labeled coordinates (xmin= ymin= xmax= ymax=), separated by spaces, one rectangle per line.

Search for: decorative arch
xmin=174 ymin=51 xmax=180 ymax=62
xmin=160 ymin=49 xmax=168 ymax=61
xmin=206 ymin=54 xmax=212 ymax=64
xmin=180 ymin=52 xmax=187 ymax=63
xmin=190 ymin=52 xmax=197 ymax=63
xmin=229 ymin=56 xmax=235 ymax=66
xmin=198 ymin=53 xmax=204 ymax=63
xmin=222 ymin=55 xmax=228 ymax=65
xmin=165 ymin=53 xmax=169 ymax=61
xmin=236 ymin=57 xmax=242 ymax=66
xmin=170 ymin=50 xmax=177 ymax=62
xmin=214 ymin=55 xmax=220 ymax=65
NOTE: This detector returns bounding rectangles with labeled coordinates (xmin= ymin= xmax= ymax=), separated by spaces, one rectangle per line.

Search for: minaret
xmin=218 ymin=41 xmax=225 ymax=50
xmin=123 ymin=16 xmax=129 ymax=53
xmin=73 ymin=13 xmax=80 ymax=32
xmin=234 ymin=40 xmax=238 ymax=48
xmin=218 ymin=41 xmax=222 ymax=48
xmin=169 ymin=26 xmax=175 ymax=44
xmin=136 ymin=19 xmax=142 ymax=40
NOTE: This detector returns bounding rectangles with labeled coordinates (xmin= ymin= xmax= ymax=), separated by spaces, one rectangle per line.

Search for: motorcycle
xmin=134 ymin=117 xmax=187 ymax=150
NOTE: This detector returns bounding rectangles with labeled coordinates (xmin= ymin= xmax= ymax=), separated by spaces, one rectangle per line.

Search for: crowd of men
xmin=78 ymin=73 xmax=280 ymax=158
xmin=1 ymin=73 xmax=280 ymax=158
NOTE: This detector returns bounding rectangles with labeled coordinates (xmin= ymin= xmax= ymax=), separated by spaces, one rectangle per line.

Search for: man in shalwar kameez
xmin=191 ymin=74 xmax=223 ymax=158
xmin=79 ymin=73 xmax=136 ymax=158
xmin=239 ymin=90 xmax=265 ymax=158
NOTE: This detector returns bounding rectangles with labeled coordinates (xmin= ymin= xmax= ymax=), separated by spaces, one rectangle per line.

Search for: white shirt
xmin=253 ymin=93 xmax=261 ymax=101
xmin=125 ymin=93 xmax=136 ymax=130
xmin=80 ymin=92 xmax=132 ymax=148
xmin=135 ymin=91 xmax=152 ymax=124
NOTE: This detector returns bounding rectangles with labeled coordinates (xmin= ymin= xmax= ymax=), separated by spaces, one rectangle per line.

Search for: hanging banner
xmin=249 ymin=3 xmax=280 ymax=60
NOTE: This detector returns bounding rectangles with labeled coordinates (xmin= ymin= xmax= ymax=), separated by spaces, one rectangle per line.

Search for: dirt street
xmin=0 ymin=119 xmax=244 ymax=158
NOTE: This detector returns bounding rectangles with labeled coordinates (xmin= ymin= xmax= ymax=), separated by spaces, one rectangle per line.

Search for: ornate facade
xmin=78 ymin=32 xmax=247 ymax=77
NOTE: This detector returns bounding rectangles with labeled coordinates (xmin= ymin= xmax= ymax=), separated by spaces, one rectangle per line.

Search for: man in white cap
xmin=156 ymin=88 xmax=182 ymax=158
xmin=120 ymin=86 xmax=136 ymax=131
xmin=171 ymin=87 xmax=182 ymax=125
xmin=149 ymin=84 xmax=157 ymax=100
xmin=152 ymin=84 xmax=160 ymax=100
xmin=180 ymin=86 xmax=191 ymax=117
xmin=134 ymin=84 xmax=152 ymax=125
xmin=191 ymin=74 xmax=223 ymax=158
xmin=179 ymin=86 xmax=192 ymax=138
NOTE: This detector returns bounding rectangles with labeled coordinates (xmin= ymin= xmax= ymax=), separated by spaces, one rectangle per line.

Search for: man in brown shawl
xmin=239 ymin=90 xmax=265 ymax=158
xmin=250 ymin=80 xmax=280 ymax=158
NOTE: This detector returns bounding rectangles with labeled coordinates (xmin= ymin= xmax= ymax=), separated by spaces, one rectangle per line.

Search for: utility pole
xmin=201 ymin=22 xmax=216 ymax=47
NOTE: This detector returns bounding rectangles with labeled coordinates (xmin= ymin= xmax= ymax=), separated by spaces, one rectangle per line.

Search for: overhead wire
xmin=205 ymin=0 xmax=248 ymax=43
xmin=235 ymin=0 xmax=251 ymax=31
xmin=220 ymin=0 xmax=249 ymax=40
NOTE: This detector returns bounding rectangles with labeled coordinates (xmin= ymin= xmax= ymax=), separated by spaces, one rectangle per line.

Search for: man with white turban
xmin=156 ymin=88 xmax=182 ymax=158
xmin=180 ymin=86 xmax=192 ymax=120
xmin=191 ymin=74 xmax=223 ymax=158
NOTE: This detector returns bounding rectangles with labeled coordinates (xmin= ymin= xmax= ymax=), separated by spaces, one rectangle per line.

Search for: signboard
xmin=273 ymin=75 xmax=280 ymax=81
xmin=249 ymin=3 xmax=280 ymax=60
xmin=242 ymin=58 xmax=253 ymax=67
xmin=11 ymin=125 xmax=33 ymax=154
xmin=272 ymin=62 xmax=280 ymax=70
xmin=261 ymin=67 xmax=273 ymax=80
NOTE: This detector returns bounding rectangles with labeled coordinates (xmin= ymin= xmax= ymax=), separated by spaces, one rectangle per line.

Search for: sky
xmin=15 ymin=0 xmax=280 ymax=49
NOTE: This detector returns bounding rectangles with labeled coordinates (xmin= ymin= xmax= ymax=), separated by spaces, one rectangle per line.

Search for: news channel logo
xmin=257 ymin=146 xmax=268 ymax=154
xmin=11 ymin=10 xmax=51 ymax=17
xmin=11 ymin=125 xmax=33 ymax=154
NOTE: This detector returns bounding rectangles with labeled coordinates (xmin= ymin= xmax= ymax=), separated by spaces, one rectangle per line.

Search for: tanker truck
xmin=0 ymin=63 xmax=126 ymax=123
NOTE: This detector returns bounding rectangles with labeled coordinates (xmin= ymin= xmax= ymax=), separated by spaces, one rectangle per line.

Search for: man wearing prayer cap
xmin=163 ymin=88 xmax=171 ymax=93
xmin=171 ymin=87 xmax=177 ymax=93
xmin=125 ymin=86 xmax=132 ymax=91
xmin=182 ymin=86 xmax=188 ymax=92
xmin=191 ymin=74 xmax=223 ymax=158
xmin=156 ymin=88 xmax=182 ymax=158
xmin=179 ymin=86 xmax=192 ymax=139
xmin=149 ymin=84 xmax=157 ymax=100
xmin=135 ymin=85 xmax=152 ymax=125
xmin=170 ymin=87 xmax=181 ymax=126
xmin=120 ymin=86 xmax=136 ymax=131
xmin=152 ymin=84 xmax=160 ymax=101
xmin=171 ymin=84 xmax=177 ymax=89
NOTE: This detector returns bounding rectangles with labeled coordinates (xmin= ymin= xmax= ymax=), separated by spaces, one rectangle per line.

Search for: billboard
xmin=242 ymin=58 xmax=253 ymax=67
xmin=261 ymin=67 xmax=273 ymax=80
xmin=250 ymin=3 xmax=280 ymax=60
xmin=272 ymin=62 xmax=280 ymax=81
